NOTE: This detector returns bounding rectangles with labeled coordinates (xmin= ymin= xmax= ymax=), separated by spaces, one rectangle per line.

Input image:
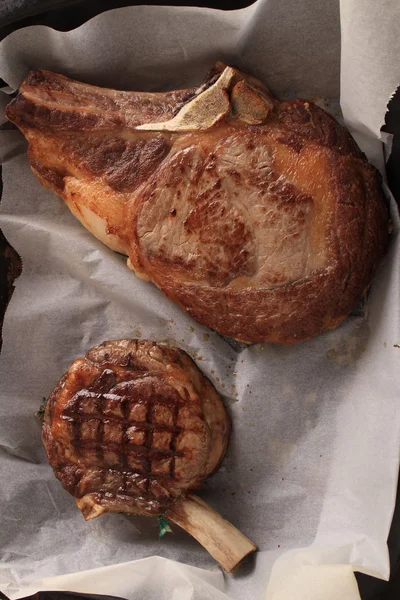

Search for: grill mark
xmin=144 ymin=388 xmax=154 ymax=494
xmin=170 ymin=402 xmax=181 ymax=479
xmin=120 ymin=396 xmax=130 ymax=490
xmin=69 ymin=390 xmax=183 ymax=410
xmin=96 ymin=394 xmax=105 ymax=461
xmin=104 ymin=389 xmax=182 ymax=409
xmin=71 ymin=439 xmax=181 ymax=459
xmin=58 ymin=364 xmax=194 ymax=504
xmin=88 ymin=369 xmax=117 ymax=393
xmin=61 ymin=413 xmax=183 ymax=433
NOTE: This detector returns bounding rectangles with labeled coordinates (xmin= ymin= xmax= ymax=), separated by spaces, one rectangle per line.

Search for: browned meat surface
xmin=6 ymin=64 xmax=389 ymax=343
xmin=42 ymin=339 xmax=230 ymax=519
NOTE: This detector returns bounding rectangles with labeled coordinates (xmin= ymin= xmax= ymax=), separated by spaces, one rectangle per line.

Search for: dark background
xmin=0 ymin=2 xmax=399 ymax=599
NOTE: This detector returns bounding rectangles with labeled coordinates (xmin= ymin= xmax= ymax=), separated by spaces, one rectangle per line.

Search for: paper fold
xmin=0 ymin=1 xmax=399 ymax=599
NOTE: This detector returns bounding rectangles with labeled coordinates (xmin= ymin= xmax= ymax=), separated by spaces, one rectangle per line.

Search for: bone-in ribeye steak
xmin=42 ymin=339 xmax=255 ymax=570
xmin=6 ymin=64 xmax=389 ymax=343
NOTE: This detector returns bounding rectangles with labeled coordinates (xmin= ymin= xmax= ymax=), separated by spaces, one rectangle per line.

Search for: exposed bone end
xmin=214 ymin=61 xmax=277 ymax=106
xmin=137 ymin=64 xmax=276 ymax=133
xmin=231 ymin=81 xmax=272 ymax=124
xmin=167 ymin=493 xmax=257 ymax=572
xmin=137 ymin=67 xmax=236 ymax=132
xmin=77 ymin=495 xmax=106 ymax=520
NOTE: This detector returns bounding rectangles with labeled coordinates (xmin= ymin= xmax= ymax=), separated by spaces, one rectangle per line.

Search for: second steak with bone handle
xmin=42 ymin=339 xmax=255 ymax=571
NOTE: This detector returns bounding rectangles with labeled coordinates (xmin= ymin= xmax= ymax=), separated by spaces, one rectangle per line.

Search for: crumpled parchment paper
xmin=0 ymin=1 xmax=399 ymax=599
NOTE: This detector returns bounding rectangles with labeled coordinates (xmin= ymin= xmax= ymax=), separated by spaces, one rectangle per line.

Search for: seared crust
xmin=42 ymin=340 xmax=230 ymax=517
xmin=274 ymin=100 xmax=365 ymax=159
xmin=129 ymin=124 xmax=387 ymax=343
xmin=6 ymin=66 xmax=389 ymax=343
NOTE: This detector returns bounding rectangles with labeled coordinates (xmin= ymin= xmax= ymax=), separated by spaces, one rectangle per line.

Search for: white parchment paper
xmin=0 ymin=2 xmax=399 ymax=599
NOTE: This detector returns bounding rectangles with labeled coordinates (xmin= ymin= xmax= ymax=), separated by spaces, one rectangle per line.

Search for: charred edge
xmin=7 ymin=95 xmax=122 ymax=131
xmin=24 ymin=70 xmax=66 ymax=92
xmin=278 ymin=100 xmax=365 ymax=160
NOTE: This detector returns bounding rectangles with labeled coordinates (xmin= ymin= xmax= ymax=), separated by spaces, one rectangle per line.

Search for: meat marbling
xmin=42 ymin=339 xmax=255 ymax=571
xmin=6 ymin=64 xmax=389 ymax=343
